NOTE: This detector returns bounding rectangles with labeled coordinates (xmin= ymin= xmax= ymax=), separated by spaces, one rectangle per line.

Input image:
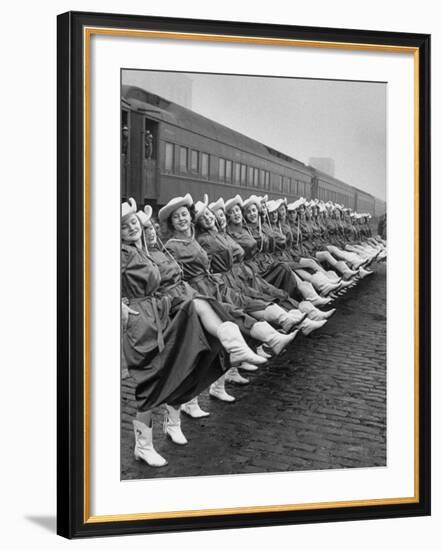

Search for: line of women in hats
xmin=121 ymin=192 xmax=387 ymax=467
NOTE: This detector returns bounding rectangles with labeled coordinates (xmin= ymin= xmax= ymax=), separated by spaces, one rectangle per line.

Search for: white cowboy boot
xmin=335 ymin=261 xmax=358 ymax=279
xmin=309 ymin=295 xmax=332 ymax=307
xmin=352 ymin=258 xmax=369 ymax=270
xmin=298 ymin=300 xmax=334 ymax=318
xmin=300 ymin=318 xmax=327 ymax=335
xmin=358 ymin=267 xmax=374 ymax=279
xmin=217 ymin=322 xmax=267 ymax=367
xmin=255 ymin=345 xmax=272 ymax=360
xmin=325 ymin=270 xmax=341 ymax=282
xmin=263 ymin=304 xmax=299 ymax=332
xmin=307 ymin=307 xmax=336 ymax=321
xmin=250 ymin=321 xmax=298 ymax=356
xmin=311 ymin=272 xmax=341 ymax=295
xmin=238 ymin=362 xmax=259 ymax=371
xmin=164 ymin=405 xmax=188 ymax=445
xmin=287 ymin=309 xmax=307 ymax=323
xmin=338 ymin=279 xmax=354 ymax=289
xmin=133 ymin=419 xmax=167 ymax=467
xmin=297 ymin=300 xmax=316 ymax=314
xmin=225 ymin=367 xmax=250 ymax=385
xmin=209 ymin=375 xmax=236 ymax=402
xmin=181 ymin=397 xmax=210 ymax=419
xmin=293 ymin=273 xmax=321 ymax=301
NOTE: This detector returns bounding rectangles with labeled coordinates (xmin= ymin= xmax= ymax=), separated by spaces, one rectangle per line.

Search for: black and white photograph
xmin=120 ymin=69 xmax=388 ymax=481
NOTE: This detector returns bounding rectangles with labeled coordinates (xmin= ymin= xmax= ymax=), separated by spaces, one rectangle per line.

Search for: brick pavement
xmin=121 ymin=262 xmax=386 ymax=480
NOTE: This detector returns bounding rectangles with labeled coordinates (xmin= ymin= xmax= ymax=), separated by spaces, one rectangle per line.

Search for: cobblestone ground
xmin=121 ymin=262 xmax=386 ymax=480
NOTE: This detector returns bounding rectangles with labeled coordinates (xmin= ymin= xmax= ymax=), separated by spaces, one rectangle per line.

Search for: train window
xmin=265 ymin=171 xmax=270 ymax=190
xmin=191 ymin=150 xmax=199 ymax=172
xmin=179 ymin=147 xmax=188 ymax=173
xmin=240 ymin=164 xmax=247 ymax=186
xmin=219 ymin=158 xmax=226 ymax=181
xmin=253 ymin=168 xmax=259 ymax=187
xmin=283 ymin=177 xmax=290 ymax=194
xmin=164 ymin=142 xmax=174 ymax=172
xmin=225 ymin=160 xmax=232 ymax=183
xmin=201 ymin=153 xmax=209 ymax=178
xmin=247 ymin=166 xmax=253 ymax=186
xmin=234 ymin=163 xmax=240 ymax=184
xmin=260 ymin=170 xmax=265 ymax=189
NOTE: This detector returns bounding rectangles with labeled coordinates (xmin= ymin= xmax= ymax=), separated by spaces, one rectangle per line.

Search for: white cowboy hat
xmin=209 ymin=197 xmax=225 ymax=213
xmin=121 ymin=197 xmax=137 ymax=219
xmin=295 ymin=197 xmax=307 ymax=208
xmin=136 ymin=204 xmax=153 ymax=227
xmin=242 ymin=195 xmax=262 ymax=212
xmin=158 ymin=193 xmax=193 ymax=223
xmin=224 ymin=194 xmax=243 ymax=212
xmin=266 ymin=199 xmax=281 ymax=214
xmin=194 ymin=194 xmax=209 ymax=221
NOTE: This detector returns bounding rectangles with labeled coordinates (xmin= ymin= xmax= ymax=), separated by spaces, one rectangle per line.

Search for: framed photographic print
xmin=57 ymin=11 xmax=431 ymax=538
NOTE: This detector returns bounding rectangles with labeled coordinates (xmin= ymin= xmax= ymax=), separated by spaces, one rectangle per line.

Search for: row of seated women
xmin=121 ymin=193 xmax=387 ymax=468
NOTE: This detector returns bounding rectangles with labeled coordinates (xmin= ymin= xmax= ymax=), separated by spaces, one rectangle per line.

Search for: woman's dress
xmin=122 ymin=242 xmax=224 ymax=411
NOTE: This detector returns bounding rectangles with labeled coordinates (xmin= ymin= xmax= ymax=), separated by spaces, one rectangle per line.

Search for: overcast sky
xmin=123 ymin=70 xmax=386 ymax=201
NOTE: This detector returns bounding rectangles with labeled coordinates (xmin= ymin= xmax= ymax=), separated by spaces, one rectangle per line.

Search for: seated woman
xmin=122 ymin=199 xmax=264 ymax=466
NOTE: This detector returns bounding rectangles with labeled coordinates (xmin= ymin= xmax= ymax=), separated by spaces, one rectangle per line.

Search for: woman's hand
xmin=122 ymin=302 xmax=139 ymax=331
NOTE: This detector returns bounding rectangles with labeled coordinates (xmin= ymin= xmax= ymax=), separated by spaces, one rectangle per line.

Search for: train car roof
xmin=122 ymin=85 xmax=312 ymax=173
xmin=122 ymin=86 xmax=384 ymax=204
xmin=311 ymin=166 xmax=376 ymax=200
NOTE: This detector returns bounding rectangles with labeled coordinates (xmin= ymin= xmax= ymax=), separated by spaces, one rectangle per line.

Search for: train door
xmin=121 ymin=109 xmax=130 ymax=201
xmin=141 ymin=118 xmax=159 ymax=204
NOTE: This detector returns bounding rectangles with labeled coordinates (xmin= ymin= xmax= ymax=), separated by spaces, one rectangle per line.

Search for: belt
xmin=188 ymin=271 xmax=223 ymax=302
xmin=160 ymin=279 xmax=184 ymax=292
xmin=187 ymin=272 xmax=209 ymax=284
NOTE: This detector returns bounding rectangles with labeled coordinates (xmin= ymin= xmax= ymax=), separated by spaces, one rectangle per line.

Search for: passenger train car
xmin=121 ymin=85 xmax=386 ymax=223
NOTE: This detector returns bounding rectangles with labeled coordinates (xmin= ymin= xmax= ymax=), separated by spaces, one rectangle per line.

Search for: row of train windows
xmin=164 ymin=142 xmax=308 ymax=195
xmin=318 ymin=188 xmax=352 ymax=208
